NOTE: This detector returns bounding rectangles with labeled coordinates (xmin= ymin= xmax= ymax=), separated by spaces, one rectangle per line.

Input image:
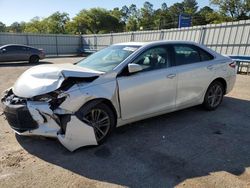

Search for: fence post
xmin=237 ymin=20 xmax=246 ymax=55
xmin=26 ymin=34 xmax=29 ymax=45
xmin=130 ymin=32 xmax=134 ymax=42
xmin=94 ymin=35 xmax=97 ymax=50
xmin=110 ymin=32 xmax=113 ymax=45
xmin=199 ymin=26 xmax=207 ymax=45
xmin=159 ymin=30 xmax=164 ymax=40
xmin=55 ymin=35 xmax=59 ymax=56
xmin=80 ymin=35 xmax=83 ymax=49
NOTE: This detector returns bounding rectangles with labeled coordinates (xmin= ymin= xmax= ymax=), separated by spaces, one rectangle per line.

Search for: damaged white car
xmin=1 ymin=41 xmax=236 ymax=151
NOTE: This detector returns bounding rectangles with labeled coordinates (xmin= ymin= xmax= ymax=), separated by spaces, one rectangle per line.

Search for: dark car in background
xmin=0 ymin=44 xmax=45 ymax=63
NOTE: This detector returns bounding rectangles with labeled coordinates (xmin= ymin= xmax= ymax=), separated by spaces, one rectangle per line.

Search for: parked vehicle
xmin=1 ymin=41 xmax=236 ymax=151
xmin=0 ymin=44 xmax=45 ymax=63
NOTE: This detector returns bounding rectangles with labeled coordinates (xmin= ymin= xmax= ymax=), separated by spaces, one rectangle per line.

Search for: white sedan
xmin=1 ymin=41 xmax=236 ymax=151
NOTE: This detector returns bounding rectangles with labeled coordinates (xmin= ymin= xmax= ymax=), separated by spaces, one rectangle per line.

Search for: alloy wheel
xmin=207 ymin=84 xmax=223 ymax=108
xmin=82 ymin=108 xmax=111 ymax=142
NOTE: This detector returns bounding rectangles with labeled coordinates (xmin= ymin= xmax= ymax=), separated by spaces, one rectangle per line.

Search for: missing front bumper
xmin=1 ymin=90 xmax=98 ymax=151
xmin=2 ymin=102 xmax=38 ymax=132
xmin=57 ymin=116 xmax=98 ymax=151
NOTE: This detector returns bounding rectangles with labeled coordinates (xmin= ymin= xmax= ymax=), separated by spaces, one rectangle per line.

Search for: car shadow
xmin=16 ymin=96 xmax=250 ymax=187
xmin=0 ymin=61 xmax=53 ymax=67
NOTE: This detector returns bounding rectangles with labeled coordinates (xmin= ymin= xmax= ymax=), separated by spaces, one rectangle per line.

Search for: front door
xmin=117 ymin=45 xmax=177 ymax=120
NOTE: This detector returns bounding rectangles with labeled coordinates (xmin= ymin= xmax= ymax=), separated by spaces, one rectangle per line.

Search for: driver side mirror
xmin=128 ymin=63 xmax=143 ymax=74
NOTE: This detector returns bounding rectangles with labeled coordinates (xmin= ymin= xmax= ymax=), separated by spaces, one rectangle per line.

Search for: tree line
xmin=0 ymin=0 xmax=249 ymax=34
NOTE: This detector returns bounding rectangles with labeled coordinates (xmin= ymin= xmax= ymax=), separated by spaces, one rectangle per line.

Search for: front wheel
xmin=77 ymin=102 xmax=115 ymax=144
xmin=203 ymin=81 xmax=224 ymax=110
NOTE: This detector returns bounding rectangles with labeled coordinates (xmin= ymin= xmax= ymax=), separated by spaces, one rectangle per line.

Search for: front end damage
xmin=1 ymin=84 xmax=98 ymax=151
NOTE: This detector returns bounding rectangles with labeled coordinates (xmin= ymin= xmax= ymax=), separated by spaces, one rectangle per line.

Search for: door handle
xmin=166 ymin=74 xmax=176 ymax=79
xmin=207 ymin=65 xmax=213 ymax=70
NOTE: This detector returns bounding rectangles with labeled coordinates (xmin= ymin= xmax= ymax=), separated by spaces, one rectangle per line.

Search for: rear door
xmin=117 ymin=45 xmax=177 ymax=120
xmin=172 ymin=44 xmax=215 ymax=108
xmin=18 ymin=46 xmax=30 ymax=60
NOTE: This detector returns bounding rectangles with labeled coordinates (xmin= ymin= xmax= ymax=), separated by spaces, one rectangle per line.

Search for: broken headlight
xmin=33 ymin=91 xmax=67 ymax=110
xmin=33 ymin=94 xmax=53 ymax=102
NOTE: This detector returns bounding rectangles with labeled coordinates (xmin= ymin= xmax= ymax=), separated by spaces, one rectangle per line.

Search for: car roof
xmin=113 ymin=40 xmax=205 ymax=47
xmin=0 ymin=44 xmax=35 ymax=49
xmin=114 ymin=42 xmax=148 ymax=46
xmin=113 ymin=40 xmax=225 ymax=60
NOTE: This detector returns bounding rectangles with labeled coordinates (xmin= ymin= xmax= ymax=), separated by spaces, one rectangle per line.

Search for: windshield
xmin=77 ymin=45 xmax=140 ymax=72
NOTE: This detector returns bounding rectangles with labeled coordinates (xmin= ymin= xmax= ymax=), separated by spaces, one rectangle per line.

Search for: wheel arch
xmin=80 ymin=98 xmax=118 ymax=125
xmin=210 ymin=77 xmax=227 ymax=94
xmin=29 ymin=54 xmax=40 ymax=59
xmin=29 ymin=54 xmax=40 ymax=63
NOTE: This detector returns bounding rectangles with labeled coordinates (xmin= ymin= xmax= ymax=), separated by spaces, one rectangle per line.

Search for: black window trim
xmin=171 ymin=43 xmax=215 ymax=67
xmin=118 ymin=44 xmax=174 ymax=77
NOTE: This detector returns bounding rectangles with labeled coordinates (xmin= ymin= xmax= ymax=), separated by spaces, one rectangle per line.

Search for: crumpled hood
xmin=13 ymin=63 xmax=103 ymax=98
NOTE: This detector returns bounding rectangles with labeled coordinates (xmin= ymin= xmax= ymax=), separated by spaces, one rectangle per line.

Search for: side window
xmin=5 ymin=46 xmax=13 ymax=51
xmin=21 ymin=46 xmax=27 ymax=51
xmin=173 ymin=44 xmax=214 ymax=66
xmin=133 ymin=46 xmax=171 ymax=72
xmin=5 ymin=46 xmax=21 ymax=52
xmin=174 ymin=45 xmax=200 ymax=66
xmin=199 ymin=48 xmax=214 ymax=61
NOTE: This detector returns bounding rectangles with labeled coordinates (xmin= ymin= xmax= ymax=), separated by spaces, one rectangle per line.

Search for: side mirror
xmin=128 ymin=63 xmax=143 ymax=73
xmin=1 ymin=48 xmax=6 ymax=53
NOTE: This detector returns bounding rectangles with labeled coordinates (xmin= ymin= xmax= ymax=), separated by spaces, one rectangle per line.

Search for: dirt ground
xmin=0 ymin=57 xmax=250 ymax=188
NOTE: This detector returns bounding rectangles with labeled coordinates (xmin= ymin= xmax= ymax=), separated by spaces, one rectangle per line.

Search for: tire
xmin=76 ymin=101 xmax=116 ymax=144
xmin=29 ymin=55 xmax=39 ymax=64
xmin=203 ymin=81 xmax=225 ymax=110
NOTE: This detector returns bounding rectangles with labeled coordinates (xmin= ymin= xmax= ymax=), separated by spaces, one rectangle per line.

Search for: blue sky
xmin=0 ymin=0 xmax=210 ymax=26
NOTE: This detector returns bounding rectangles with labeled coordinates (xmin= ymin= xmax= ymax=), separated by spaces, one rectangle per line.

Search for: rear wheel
xmin=77 ymin=102 xmax=115 ymax=144
xmin=29 ymin=55 xmax=39 ymax=63
xmin=203 ymin=81 xmax=224 ymax=110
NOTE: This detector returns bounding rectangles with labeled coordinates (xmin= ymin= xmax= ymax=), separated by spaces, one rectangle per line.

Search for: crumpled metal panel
xmin=57 ymin=116 xmax=97 ymax=151
xmin=13 ymin=63 xmax=103 ymax=98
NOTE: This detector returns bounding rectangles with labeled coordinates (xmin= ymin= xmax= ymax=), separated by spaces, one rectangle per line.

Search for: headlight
xmin=33 ymin=94 xmax=53 ymax=102
xmin=32 ymin=91 xmax=68 ymax=110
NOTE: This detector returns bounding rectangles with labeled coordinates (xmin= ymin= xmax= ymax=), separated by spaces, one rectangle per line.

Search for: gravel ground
xmin=0 ymin=57 xmax=250 ymax=188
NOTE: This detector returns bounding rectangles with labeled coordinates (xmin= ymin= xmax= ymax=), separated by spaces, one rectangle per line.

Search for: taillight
xmin=229 ymin=62 xmax=236 ymax=68
xmin=39 ymin=49 xmax=45 ymax=53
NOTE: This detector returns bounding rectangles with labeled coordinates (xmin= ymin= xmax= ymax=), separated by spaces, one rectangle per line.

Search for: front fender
xmin=59 ymin=80 xmax=120 ymax=117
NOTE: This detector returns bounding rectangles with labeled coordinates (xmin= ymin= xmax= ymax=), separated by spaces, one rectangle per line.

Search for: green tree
xmin=126 ymin=18 xmax=138 ymax=31
xmin=126 ymin=4 xmax=139 ymax=31
xmin=64 ymin=21 xmax=79 ymax=34
xmin=183 ymin=0 xmax=198 ymax=15
xmin=8 ymin=22 xmax=25 ymax=32
xmin=24 ymin=17 xmax=47 ymax=33
xmin=139 ymin=1 xmax=155 ymax=30
xmin=45 ymin=12 xmax=70 ymax=34
xmin=168 ymin=3 xmax=185 ymax=27
xmin=154 ymin=3 xmax=174 ymax=29
xmin=111 ymin=7 xmax=126 ymax=31
xmin=73 ymin=8 xmax=123 ymax=34
xmin=0 ymin=21 xmax=6 ymax=32
xmin=210 ymin=0 xmax=250 ymax=20
xmin=121 ymin=6 xmax=130 ymax=23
